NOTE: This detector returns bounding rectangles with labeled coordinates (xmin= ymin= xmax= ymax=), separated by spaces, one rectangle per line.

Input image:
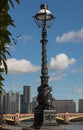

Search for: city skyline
xmin=3 ymin=0 xmax=83 ymax=104
xmin=0 ymin=85 xmax=83 ymax=113
xmin=1 ymin=87 xmax=83 ymax=113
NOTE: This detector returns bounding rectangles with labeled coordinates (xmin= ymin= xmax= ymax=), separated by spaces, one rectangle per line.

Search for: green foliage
xmin=0 ymin=0 xmax=20 ymax=92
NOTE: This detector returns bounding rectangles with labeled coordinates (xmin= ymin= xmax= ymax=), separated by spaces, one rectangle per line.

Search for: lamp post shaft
xmin=37 ymin=26 xmax=52 ymax=108
xmin=40 ymin=27 xmax=49 ymax=86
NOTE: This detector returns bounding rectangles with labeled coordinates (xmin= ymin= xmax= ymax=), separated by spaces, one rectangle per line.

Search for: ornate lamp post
xmin=33 ymin=4 xmax=56 ymax=128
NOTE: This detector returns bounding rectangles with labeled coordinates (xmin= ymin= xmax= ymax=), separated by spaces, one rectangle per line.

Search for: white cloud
xmin=81 ymin=56 xmax=83 ymax=59
xmin=79 ymin=67 xmax=83 ymax=72
xmin=71 ymin=67 xmax=83 ymax=73
xmin=72 ymin=87 xmax=83 ymax=94
xmin=49 ymin=72 xmax=66 ymax=81
xmin=49 ymin=53 xmax=76 ymax=70
xmin=56 ymin=28 xmax=83 ymax=43
xmin=7 ymin=58 xmax=40 ymax=73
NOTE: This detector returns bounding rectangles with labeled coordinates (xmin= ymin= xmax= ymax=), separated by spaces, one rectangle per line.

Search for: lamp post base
xmin=43 ymin=109 xmax=57 ymax=126
xmin=33 ymin=105 xmax=43 ymax=129
xmin=33 ymin=106 xmax=57 ymax=129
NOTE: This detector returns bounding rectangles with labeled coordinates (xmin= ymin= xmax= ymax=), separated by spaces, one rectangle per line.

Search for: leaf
xmin=0 ymin=82 xmax=4 ymax=86
xmin=8 ymin=0 xmax=20 ymax=8
xmin=0 ymin=49 xmax=7 ymax=60
xmin=0 ymin=82 xmax=4 ymax=93
xmin=0 ymin=75 xmax=4 ymax=81
xmin=6 ymin=49 xmax=11 ymax=57
xmin=0 ymin=0 xmax=20 ymax=89
xmin=2 ymin=59 xmax=8 ymax=74
xmin=9 ymin=0 xmax=14 ymax=8
xmin=15 ymin=0 xmax=20 ymax=4
xmin=0 ymin=68 xmax=4 ymax=73
xmin=0 ymin=30 xmax=11 ymax=42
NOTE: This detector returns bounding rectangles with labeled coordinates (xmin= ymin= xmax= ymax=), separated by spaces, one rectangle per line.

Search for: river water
xmin=7 ymin=121 xmax=83 ymax=130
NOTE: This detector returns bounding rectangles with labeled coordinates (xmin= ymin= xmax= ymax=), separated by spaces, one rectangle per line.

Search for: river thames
xmin=6 ymin=121 xmax=83 ymax=130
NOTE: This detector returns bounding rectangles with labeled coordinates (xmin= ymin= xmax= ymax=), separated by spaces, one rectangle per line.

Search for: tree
xmin=0 ymin=0 xmax=20 ymax=92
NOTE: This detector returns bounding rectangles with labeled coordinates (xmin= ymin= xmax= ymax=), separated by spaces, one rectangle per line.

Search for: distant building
xmin=5 ymin=91 xmax=19 ymax=113
xmin=20 ymin=85 xmax=31 ymax=113
xmin=32 ymin=97 xmax=38 ymax=113
xmin=79 ymin=99 xmax=83 ymax=112
xmin=20 ymin=94 xmax=25 ymax=113
xmin=53 ymin=99 xmax=76 ymax=113
xmin=0 ymin=89 xmax=6 ymax=114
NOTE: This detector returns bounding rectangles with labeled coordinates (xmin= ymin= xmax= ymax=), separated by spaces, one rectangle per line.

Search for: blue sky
xmin=3 ymin=0 xmax=83 ymax=107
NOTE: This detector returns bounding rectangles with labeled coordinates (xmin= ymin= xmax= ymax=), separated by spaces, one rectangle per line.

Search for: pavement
xmin=40 ymin=125 xmax=66 ymax=130
xmin=22 ymin=125 xmax=66 ymax=130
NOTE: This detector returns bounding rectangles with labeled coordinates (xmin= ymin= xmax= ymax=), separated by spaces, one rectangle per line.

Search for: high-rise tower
xmin=20 ymin=86 xmax=31 ymax=113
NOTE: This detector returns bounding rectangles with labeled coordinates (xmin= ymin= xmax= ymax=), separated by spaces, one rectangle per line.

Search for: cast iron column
xmin=37 ymin=25 xmax=53 ymax=108
xmin=33 ymin=4 xmax=56 ymax=128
